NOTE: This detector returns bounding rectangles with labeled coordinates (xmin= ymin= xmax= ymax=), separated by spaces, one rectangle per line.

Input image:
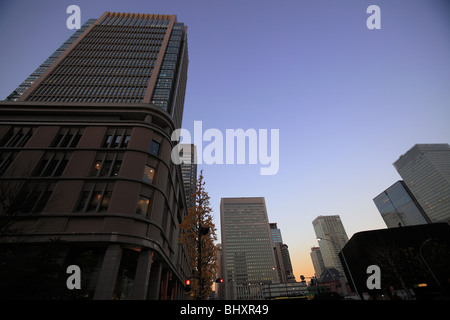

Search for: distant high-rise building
xmin=269 ymin=222 xmax=296 ymax=283
xmin=312 ymin=215 xmax=349 ymax=273
xmin=393 ymin=144 xmax=450 ymax=223
xmin=310 ymin=247 xmax=325 ymax=278
xmin=373 ymin=180 xmax=431 ymax=228
xmin=220 ymin=197 xmax=279 ymax=300
xmin=269 ymin=222 xmax=283 ymax=246
xmin=179 ymin=144 xmax=197 ymax=209
xmin=0 ymin=12 xmax=191 ymax=300
xmin=274 ymin=243 xmax=296 ymax=283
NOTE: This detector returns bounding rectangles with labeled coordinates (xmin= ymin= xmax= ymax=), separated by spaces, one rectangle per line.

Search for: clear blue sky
xmin=1 ymin=0 xmax=449 ymax=279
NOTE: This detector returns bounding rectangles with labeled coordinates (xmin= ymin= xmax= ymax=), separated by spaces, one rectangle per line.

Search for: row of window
xmin=74 ymin=42 xmax=163 ymax=53
xmin=0 ymin=127 xmax=163 ymax=153
xmin=53 ymin=64 xmax=154 ymax=77
xmin=83 ymin=33 xmax=167 ymax=44
xmin=30 ymin=84 xmax=148 ymax=100
xmin=94 ymin=25 xmax=168 ymax=34
xmin=99 ymin=16 xmax=170 ymax=28
xmin=69 ymin=48 xmax=162 ymax=59
xmin=0 ymin=127 xmax=33 ymax=148
xmin=28 ymin=95 xmax=145 ymax=104
xmin=60 ymin=55 xmax=158 ymax=68
xmin=4 ymin=182 xmax=53 ymax=214
xmin=43 ymin=75 xmax=151 ymax=88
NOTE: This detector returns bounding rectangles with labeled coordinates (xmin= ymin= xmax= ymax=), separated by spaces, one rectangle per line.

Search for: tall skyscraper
xmin=312 ymin=215 xmax=349 ymax=273
xmin=269 ymin=222 xmax=283 ymax=246
xmin=7 ymin=11 xmax=188 ymax=129
xmin=310 ymin=247 xmax=325 ymax=278
xmin=0 ymin=12 xmax=191 ymax=300
xmin=269 ymin=222 xmax=295 ymax=283
xmin=220 ymin=197 xmax=279 ymax=300
xmin=393 ymin=144 xmax=450 ymax=223
xmin=179 ymin=144 xmax=197 ymax=209
xmin=274 ymin=243 xmax=296 ymax=283
xmin=373 ymin=180 xmax=431 ymax=228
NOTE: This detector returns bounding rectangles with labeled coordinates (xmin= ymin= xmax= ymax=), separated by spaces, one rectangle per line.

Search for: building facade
xmin=274 ymin=243 xmax=296 ymax=283
xmin=312 ymin=215 xmax=349 ymax=273
xmin=393 ymin=144 xmax=450 ymax=223
xmin=269 ymin=222 xmax=283 ymax=246
xmin=269 ymin=222 xmax=296 ymax=283
xmin=178 ymin=144 xmax=197 ymax=210
xmin=0 ymin=12 xmax=191 ymax=300
xmin=310 ymin=246 xmax=325 ymax=278
xmin=373 ymin=180 xmax=431 ymax=228
xmin=220 ymin=197 xmax=279 ymax=300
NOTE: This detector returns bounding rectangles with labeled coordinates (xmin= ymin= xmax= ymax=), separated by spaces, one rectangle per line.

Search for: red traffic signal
xmin=215 ymin=278 xmax=223 ymax=283
xmin=185 ymin=279 xmax=191 ymax=292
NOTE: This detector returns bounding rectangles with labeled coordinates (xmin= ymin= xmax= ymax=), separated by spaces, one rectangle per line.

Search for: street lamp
xmin=317 ymin=237 xmax=360 ymax=299
xmin=419 ymin=238 xmax=442 ymax=291
xmin=197 ymin=225 xmax=210 ymax=300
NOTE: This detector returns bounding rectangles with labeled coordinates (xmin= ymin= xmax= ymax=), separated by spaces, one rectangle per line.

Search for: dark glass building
xmin=393 ymin=144 xmax=450 ymax=224
xmin=373 ymin=180 xmax=431 ymax=228
xmin=0 ymin=12 xmax=191 ymax=300
xmin=179 ymin=144 xmax=197 ymax=210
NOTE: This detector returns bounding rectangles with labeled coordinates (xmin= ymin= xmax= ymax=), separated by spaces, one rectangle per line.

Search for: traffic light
xmin=185 ymin=279 xmax=191 ymax=292
xmin=215 ymin=278 xmax=224 ymax=283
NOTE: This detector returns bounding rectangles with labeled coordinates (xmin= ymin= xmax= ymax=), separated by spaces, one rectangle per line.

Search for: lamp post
xmin=419 ymin=238 xmax=442 ymax=291
xmin=197 ymin=224 xmax=209 ymax=300
xmin=317 ymin=237 xmax=360 ymax=299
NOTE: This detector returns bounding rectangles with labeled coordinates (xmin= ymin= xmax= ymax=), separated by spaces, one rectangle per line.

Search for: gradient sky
xmin=1 ymin=0 xmax=449 ymax=281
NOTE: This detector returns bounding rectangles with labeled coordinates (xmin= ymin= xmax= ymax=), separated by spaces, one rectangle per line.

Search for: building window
xmin=51 ymin=128 xmax=83 ymax=148
xmin=76 ymin=183 xmax=114 ymax=212
xmin=90 ymin=155 xmax=122 ymax=177
xmin=8 ymin=183 xmax=53 ymax=214
xmin=0 ymin=152 xmax=16 ymax=176
xmin=102 ymin=130 xmax=131 ymax=149
xmin=149 ymin=140 xmax=160 ymax=156
xmin=143 ymin=165 xmax=155 ymax=184
xmin=1 ymin=127 xmax=34 ymax=148
xmin=136 ymin=196 xmax=150 ymax=215
xmin=34 ymin=153 xmax=70 ymax=177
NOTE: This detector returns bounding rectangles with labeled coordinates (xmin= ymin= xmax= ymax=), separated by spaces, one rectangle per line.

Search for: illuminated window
xmin=88 ymin=191 xmax=102 ymax=211
xmin=143 ymin=165 xmax=155 ymax=184
xmin=76 ymin=184 xmax=113 ymax=212
xmin=136 ymin=196 xmax=150 ymax=215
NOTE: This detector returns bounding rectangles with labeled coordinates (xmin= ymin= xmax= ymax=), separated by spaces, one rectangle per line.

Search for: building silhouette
xmin=220 ymin=197 xmax=279 ymax=300
xmin=373 ymin=180 xmax=431 ymax=228
xmin=310 ymin=246 xmax=325 ymax=278
xmin=269 ymin=222 xmax=296 ymax=283
xmin=393 ymin=144 xmax=450 ymax=224
xmin=0 ymin=12 xmax=191 ymax=300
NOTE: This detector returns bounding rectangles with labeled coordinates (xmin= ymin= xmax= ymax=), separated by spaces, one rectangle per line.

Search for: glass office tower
xmin=0 ymin=12 xmax=191 ymax=300
xmin=393 ymin=144 xmax=450 ymax=223
xmin=373 ymin=180 xmax=431 ymax=228
xmin=220 ymin=197 xmax=279 ymax=300
xmin=269 ymin=222 xmax=283 ymax=246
